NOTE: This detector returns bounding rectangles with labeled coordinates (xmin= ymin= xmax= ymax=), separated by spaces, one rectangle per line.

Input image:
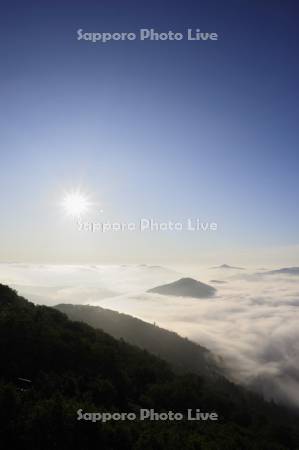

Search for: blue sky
xmin=0 ymin=0 xmax=298 ymax=263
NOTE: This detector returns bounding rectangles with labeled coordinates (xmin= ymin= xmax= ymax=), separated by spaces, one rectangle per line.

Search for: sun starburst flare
xmin=61 ymin=191 xmax=92 ymax=217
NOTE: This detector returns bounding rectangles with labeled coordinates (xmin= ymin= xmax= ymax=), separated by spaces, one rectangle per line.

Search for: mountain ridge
xmin=55 ymin=303 xmax=221 ymax=377
xmin=147 ymin=277 xmax=216 ymax=298
xmin=258 ymin=267 xmax=299 ymax=276
xmin=211 ymin=264 xmax=245 ymax=270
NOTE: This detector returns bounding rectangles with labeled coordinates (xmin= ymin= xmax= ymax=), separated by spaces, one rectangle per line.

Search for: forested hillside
xmin=55 ymin=303 xmax=220 ymax=377
xmin=0 ymin=284 xmax=298 ymax=450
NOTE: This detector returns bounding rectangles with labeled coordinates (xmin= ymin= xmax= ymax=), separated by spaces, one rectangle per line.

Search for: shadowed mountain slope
xmin=55 ymin=303 xmax=220 ymax=377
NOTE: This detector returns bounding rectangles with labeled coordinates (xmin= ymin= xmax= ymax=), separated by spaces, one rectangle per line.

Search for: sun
xmin=62 ymin=191 xmax=91 ymax=217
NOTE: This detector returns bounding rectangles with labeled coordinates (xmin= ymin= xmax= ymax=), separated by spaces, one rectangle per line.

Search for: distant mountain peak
xmin=147 ymin=277 xmax=216 ymax=298
xmin=258 ymin=267 xmax=299 ymax=276
xmin=211 ymin=264 xmax=245 ymax=270
xmin=210 ymin=279 xmax=227 ymax=284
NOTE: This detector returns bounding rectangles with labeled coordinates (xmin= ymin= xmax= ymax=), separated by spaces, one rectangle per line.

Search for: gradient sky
xmin=0 ymin=0 xmax=298 ymax=264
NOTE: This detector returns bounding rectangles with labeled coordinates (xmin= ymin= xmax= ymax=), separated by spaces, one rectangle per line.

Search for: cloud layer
xmin=1 ymin=263 xmax=299 ymax=407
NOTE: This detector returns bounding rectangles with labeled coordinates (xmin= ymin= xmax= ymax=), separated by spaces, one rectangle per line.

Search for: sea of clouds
xmin=0 ymin=262 xmax=299 ymax=408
